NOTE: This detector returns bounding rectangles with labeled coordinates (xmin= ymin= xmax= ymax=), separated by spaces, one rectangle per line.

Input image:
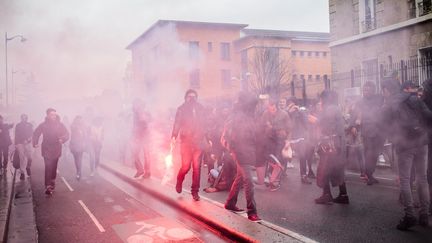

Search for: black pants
xmin=427 ymin=134 xmax=432 ymax=186
xmin=44 ymin=157 xmax=59 ymax=188
xmin=225 ymin=164 xmax=257 ymax=216
xmin=363 ymin=136 xmax=384 ymax=179
xmin=0 ymin=145 xmax=9 ymax=169
xmin=297 ymin=142 xmax=315 ymax=176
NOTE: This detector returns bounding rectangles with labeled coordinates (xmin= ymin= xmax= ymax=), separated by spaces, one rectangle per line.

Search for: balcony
xmin=418 ymin=1 xmax=432 ymax=16
xmin=361 ymin=17 xmax=377 ymax=33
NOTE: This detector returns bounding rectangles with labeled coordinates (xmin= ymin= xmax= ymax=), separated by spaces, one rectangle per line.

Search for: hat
xmin=401 ymin=81 xmax=419 ymax=91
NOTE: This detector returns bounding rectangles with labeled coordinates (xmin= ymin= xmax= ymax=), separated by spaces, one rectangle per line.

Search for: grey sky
xmin=0 ymin=0 xmax=329 ymax=101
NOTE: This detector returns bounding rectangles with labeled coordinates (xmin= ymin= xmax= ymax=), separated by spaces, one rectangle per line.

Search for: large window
xmin=221 ymin=69 xmax=232 ymax=89
xmin=220 ymin=42 xmax=231 ymax=60
xmin=189 ymin=69 xmax=200 ymax=88
xmin=360 ymin=0 xmax=377 ymax=32
xmin=189 ymin=41 xmax=199 ymax=59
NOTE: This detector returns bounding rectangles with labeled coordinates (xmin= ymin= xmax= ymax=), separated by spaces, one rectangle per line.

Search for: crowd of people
xmin=1 ymin=78 xmax=431 ymax=229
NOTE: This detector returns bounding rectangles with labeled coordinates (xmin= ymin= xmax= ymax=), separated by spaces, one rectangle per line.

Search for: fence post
xmin=379 ymin=64 xmax=384 ymax=91
xmin=400 ymin=60 xmax=405 ymax=82
xmin=290 ymin=80 xmax=295 ymax=97
xmin=350 ymin=69 xmax=355 ymax=87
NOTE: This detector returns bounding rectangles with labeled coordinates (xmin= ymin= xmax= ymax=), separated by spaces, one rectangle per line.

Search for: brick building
xmin=126 ymin=20 xmax=331 ymax=102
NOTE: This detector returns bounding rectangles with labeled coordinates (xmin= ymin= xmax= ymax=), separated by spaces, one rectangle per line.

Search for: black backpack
xmin=11 ymin=150 xmax=20 ymax=170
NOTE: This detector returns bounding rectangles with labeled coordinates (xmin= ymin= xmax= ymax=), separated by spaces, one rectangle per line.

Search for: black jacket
xmin=350 ymin=94 xmax=384 ymax=138
xmin=15 ymin=122 xmax=33 ymax=145
xmin=171 ymin=101 xmax=208 ymax=146
xmin=33 ymin=117 xmax=69 ymax=159
xmin=383 ymin=92 xmax=432 ymax=151
xmin=0 ymin=123 xmax=13 ymax=147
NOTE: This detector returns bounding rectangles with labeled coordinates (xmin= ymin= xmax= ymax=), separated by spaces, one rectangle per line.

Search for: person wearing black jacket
xmin=222 ymin=92 xmax=261 ymax=222
xmin=0 ymin=115 xmax=13 ymax=173
xmin=350 ymin=81 xmax=385 ymax=185
xmin=422 ymin=78 xmax=432 ymax=215
xmin=15 ymin=114 xmax=34 ymax=180
xmin=171 ymin=89 xmax=209 ymax=201
xmin=381 ymin=79 xmax=432 ymax=230
xmin=33 ymin=108 xmax=69 ymax=195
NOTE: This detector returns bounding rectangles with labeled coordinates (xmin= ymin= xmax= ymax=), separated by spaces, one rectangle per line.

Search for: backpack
xmin=12 ymin=150 xmax=20 ymax=170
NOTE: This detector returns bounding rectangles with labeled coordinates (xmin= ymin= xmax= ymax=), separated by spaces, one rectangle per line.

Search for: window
xmin=322 ymin=52 xmax=327 ymax=57
xmin=316 ymin=75 xmax=321 ymax=81
xmin=308 ymin=75 xmax=313 ymax=81
xmin=300 ymin=51 xmax=304 ymax=57
xmin=291 ymin=50 xmax=297 ymax=57
xmin=189 ymin=69 xmax=200 ymax=88
xmin=221 ymin=69 xmax=232 ymax=88
xmin=360 ymin=0 xmax=377 ymax=32
xmin=208 ymin=42 xmax=213 ymax=52
xmin=241 ymin=50 xmax=248 ymax=70
xmin=315 ymin=51 xmax=320 ymax=57
xmin=189 ymin=41 xmax=199 ymax=59
xmin=220 ymin=42 xmax=230 ymax=60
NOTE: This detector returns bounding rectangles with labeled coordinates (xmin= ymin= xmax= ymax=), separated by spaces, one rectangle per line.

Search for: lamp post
xmin=5 ymin=32 xmax=26 ymax=108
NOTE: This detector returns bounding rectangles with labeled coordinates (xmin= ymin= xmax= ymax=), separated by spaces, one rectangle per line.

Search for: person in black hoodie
xmin=0 ymin=115 xmax=13 ymax=173
xmin=33 ymin=108 xmax=69 ymax=195
xmin=381 ymin=79 xmax=432 ymax=230
xmin=171 ymin=89 xmax=210 ymax=201
xmin=222 ymin=92 xmax=261 ymax=222
xmin=421 ymin=78 xmax=432 ymax=215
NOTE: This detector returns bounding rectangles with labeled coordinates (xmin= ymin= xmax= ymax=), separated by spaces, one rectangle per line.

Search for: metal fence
xmin=331 ymin=55 xmax=432 ymax=93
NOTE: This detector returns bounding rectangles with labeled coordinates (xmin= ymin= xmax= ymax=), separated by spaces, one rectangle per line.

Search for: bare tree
xmin=248 ymin=46 xmax=292 ymax=97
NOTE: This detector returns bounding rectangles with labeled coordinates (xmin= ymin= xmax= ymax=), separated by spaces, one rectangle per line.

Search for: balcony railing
xmin=418 ymin=1 xmax=432 ymax=16
xmin=361 ymin=17 xmax=377 ymax=33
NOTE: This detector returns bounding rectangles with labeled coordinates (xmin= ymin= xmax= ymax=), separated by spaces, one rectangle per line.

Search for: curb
xmin=100 ymin=163 xmax=259 ymax=243
xmin=1 ymin=169 xmax=17 ymax=243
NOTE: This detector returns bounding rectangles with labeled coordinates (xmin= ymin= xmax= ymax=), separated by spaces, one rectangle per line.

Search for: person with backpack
xmin=381 ymin=79 xmax=432 ymax=230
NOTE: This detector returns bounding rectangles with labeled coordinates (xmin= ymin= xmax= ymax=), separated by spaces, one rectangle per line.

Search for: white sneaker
xmin=287 ymin=162 xmax=295 ymax=169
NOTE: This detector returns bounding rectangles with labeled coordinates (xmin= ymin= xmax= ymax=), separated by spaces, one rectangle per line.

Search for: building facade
xmin=329 ymin=0 xmax=432 ymax=95
xmin=126 ymin=20 xmax=331 ymax=102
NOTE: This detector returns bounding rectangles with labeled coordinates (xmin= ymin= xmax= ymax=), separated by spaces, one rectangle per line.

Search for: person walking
xmin=222 ymin=92 xmax=261 ymax=222
xmin=14 ymin=114 xmax=33 ymax=180
xmin=69 ymin=116 xmax=87 ymax=181
xmin=89 ymin=117 xmax=104 ymax=174
xmin=131 ymin=100 xmax=151 ymax=179
xmin=171 ymin=89 xmax=209 ymax=201
xmin=33 ymin=108 xmax=69 ymax=195
xmin=0 ymin=115 xmax=13 ymax=173
xmin=381 ymin=79 xmax=432 ymax=230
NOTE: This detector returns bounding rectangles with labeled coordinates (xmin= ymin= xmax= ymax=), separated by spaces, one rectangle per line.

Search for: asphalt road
xmin=196 ymin=161 xmax=432 ymax=243
xmin=30 ymin=152 xmax=228 ymax=243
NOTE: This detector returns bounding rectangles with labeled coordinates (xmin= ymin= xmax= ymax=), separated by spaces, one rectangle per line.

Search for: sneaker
xmin=419 ymin=214 xmax=429 ymax=227
xmin=396 ymin=215 xmax=417 ymax=231
xmin=133 ymin=172 xmax=144 ymax=179
xmin=286 ymin=162 xmax=295 ymax=169
xmin=367 ymin=177 xmax=379 ymax=186
xmin=45 ymin=186 xmax=54 ymax=195
xmin=192 ymin=193 xmax=200 ymax=201
xmin=20 ymin=173 xmax=25 ymax=181
xmin=224 ymin=205 xmax=246 ymax=214
xmin=248 ymin=214 xmax=262 ymax=222
xmin=142 ymin=173 xmax=151 ymax=179
xmin=26 ymin=168 xmax=31 ymax=176
xmin=301 ymin=175 xmax=312 ymax=184
xmin=360 ymin=173 xmax=367 ymax=180
xmin=333 ymin=194 xmax=350 ymax=204
xmin=315 ymin=194 xmax=333 ymax=205
xmin=90 ymin=172 xmax=95 ymax=177
xmin=76 ymin=174 xmax=81 ymax=181
xmin=307 ymin=171 xmax=316 ymax=179
xmin=269 ymin=183 xmax=281 ymax=192
xmin=175 ymin=182 xmax=182 ymax=193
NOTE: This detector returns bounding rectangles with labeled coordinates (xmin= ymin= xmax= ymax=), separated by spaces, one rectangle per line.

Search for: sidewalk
xmin=0 ymin=169 xmax=38 ymax=243
xmin=100 ymin=161 xmax=314 ymax=243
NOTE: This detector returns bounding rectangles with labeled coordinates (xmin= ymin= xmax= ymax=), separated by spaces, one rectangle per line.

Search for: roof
xmin=126 ymin=20 xmax=248 ymax=49
xmin=238 ymin=29 xmax=330 ymax=42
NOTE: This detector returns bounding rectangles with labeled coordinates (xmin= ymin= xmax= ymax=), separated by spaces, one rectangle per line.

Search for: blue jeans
xmin=397 ymin=145 xmax=430 ymax=216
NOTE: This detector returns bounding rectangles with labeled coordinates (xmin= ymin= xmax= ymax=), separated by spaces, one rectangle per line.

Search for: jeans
xmin=363 ymin=136 xmax=384 ymax=178
xmin=0 ymin=145 xmax=9 ymax=169
xmin=132 ymin=138 xmax=150 ymax=174
xmin=298 ymin=141 xmax=315 ymax=176
xmin=16 ymin=143 xmax=32 ymax=174
xmin=177 ymin=142 xmax=202 ymax=194
xmin=44 ymin=157 xmax=59 ymax=188
xmin=71 ymin=151 xmax=83 ymax=176
xmin=347 ymin=144 xmax=365 ymax=174
xmin=225 ymin=164 xmax=257 ymax=216
xmin=398 ymin=145 xmax=430 ymax=216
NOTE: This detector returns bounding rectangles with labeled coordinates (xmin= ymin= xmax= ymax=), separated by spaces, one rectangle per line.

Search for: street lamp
xmin=5 ymin=32 xmax=26 ymax=108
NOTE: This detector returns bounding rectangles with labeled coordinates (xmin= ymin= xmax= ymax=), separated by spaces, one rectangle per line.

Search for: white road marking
xmin=78 ymin=200 xmax=106 ymax=232
xmin=61 ymin=177 xmax=74 ymax=192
